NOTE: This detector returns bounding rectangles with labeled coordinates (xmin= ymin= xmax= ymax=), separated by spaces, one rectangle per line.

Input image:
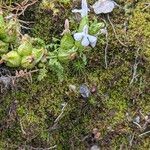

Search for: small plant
xmin=0 ymin=0 xmax=106 ymax=80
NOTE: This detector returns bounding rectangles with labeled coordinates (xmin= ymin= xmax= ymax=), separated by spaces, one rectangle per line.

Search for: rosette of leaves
xmin=17 ymin=34 xmax=33 ymax=57
xmin=1 ymin=51 xmax=21 ymax=67
xmin=0 ymin=40 xmax=9 ymax=55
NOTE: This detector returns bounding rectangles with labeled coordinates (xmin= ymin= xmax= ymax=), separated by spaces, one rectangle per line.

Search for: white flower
xmin=93 ymin=0 xmax=116 ymax=14
xmin=72 ymin=0 xmax=90 ymax=18
xmin=74 ymin=25 xmax=97 ymax=47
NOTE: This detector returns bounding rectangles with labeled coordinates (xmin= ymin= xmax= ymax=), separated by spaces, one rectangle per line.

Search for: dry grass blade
xmin=1 ymin=0 xmax=38 ymax=17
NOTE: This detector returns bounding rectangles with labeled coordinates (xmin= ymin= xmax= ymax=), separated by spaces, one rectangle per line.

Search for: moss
xmin=31 ymin=1 xmax=72 ymax=44
xmin=0 ymin=0 xmax=150 ymax=149
xmin=128 ymin=0 xmax=150 ymax=61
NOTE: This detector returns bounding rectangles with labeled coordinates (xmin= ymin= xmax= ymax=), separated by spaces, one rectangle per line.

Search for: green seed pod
xmin=2 ymin=51 xmax=21 ymax=67
xmin=32 ymin=48 xmax=45 ymax=63
xmin=60 ymin=19 xmax=74 ymax=50
xmin=21 ymin=55 xmax=35 ymax=69
xmin=0 ymin=40 xmax=9 ymax=55
xmin=0 ymin=10 xmax=7 ymax=40
xmin=58 ymin=48 xmax=77 ymax=63
xmin=17 ymin=34 xmax=32 ymax=56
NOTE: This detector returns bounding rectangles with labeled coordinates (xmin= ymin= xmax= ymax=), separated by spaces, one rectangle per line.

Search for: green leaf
xmin=78 ymin=16 xmax=89 ymax=32
xmin=89 ymin=19 xmax=105 ymax=35
xmin=49 ymin=58 xmax=64 ymax=81
xmin=37 ymin=67 xmax=48 ymax=81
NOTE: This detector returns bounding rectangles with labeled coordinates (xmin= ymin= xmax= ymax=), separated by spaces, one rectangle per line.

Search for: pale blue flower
xmin=93 ymin=0 xmax=116 ymax=14
xmin=74 ymin=25 xmax=97 ymax=47
xmin=72 ymin=0 xmax=90 ymax=18
xmin=79 ymin=84 xmax=90 ymax=98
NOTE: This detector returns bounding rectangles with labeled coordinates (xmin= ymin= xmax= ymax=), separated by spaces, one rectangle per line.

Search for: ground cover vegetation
xmin=0 ymin=0 xmax=150 ymax=149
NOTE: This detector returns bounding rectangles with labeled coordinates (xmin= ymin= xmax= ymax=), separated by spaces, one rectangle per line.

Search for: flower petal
xmin=90 ymin=40 xmax=97 ymax=48
xmin=81 ymin=0 xmax=89 ymax=17
xmin=93 ymin=0 xmax=115 ymax=14
xmin=73 ymin=33 xmax=83 ymax=41
xmin=81 ymin=36 xmax=89 ymax=47
xmin=87 ymin=35 xmax=97 ymax=44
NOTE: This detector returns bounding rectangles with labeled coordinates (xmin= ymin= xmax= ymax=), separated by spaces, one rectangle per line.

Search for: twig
xmin=17 ymin=0 xmax=38 ymax=16
xmin=130 ymin=48 xmax=140 ymax=85
xmin=20 ymin=120 xmax=26 ymax=135
xmin=18 ymin=19 xmax=34 ymax=24
xmin=20 ymin=24 xmax=32 ymax=30
xmin=104 ymin=29 xmax=109 ymax=69
xmin=54 ymin=103 xmax=67 ymax=123
xmin=101 ymin=18 xmax=109 ymax=69
xmin=1 ymin=0 xmax=38 ymax=17
xmin=129 ymin=132 xmax=135 ymax=147
xmin=133 ymin=121 xmax=142 ymax=129
xmin=142 ymin=3 xmax=150 ymax=11
xmin=10 ymin=69 xmax=39 ymax=85
xmin=139 ymin=130 xmax=150 ymax=137
xmin=107 ymin=14 xmax=127 ymax=47
xmin=25 ymin=145 xmax=57 ymax=150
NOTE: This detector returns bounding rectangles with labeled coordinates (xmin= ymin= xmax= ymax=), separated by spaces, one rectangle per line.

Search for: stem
xmin=139 ymin=130 xmax=150 ymax=137
xmin=104 ymin=30 xmax=109 ymax=69
xmin=107 ymin=14 xmax=127 ymax=47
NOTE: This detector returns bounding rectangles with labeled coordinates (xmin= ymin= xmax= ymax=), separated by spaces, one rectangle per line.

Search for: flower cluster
xmin=72 ymin=0 xmax=116 ymax=47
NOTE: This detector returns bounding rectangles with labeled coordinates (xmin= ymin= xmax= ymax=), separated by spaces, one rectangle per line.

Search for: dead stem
xmin=54 ymin=103 xmax=67 ymax=123
xmin=139 ymin=130 xmax=150 ymax=137
xmin=107 ymin=14 xmax=127 ymax=47
xmin=130 ymin=48 xmax=140 ymax=85
xmin=1 ymin=0 xmax=38 ymax=17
